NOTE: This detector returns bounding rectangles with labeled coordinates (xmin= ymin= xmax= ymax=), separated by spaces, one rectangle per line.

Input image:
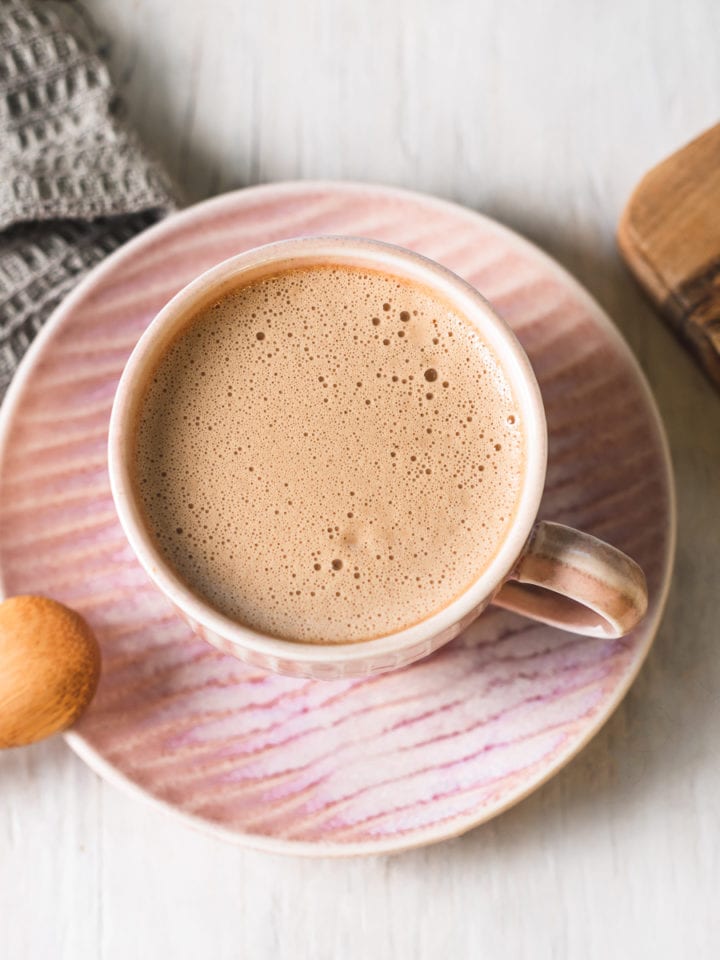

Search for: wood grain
xmin=1 ymin=1 xmax=720 ymax=958
xmin=618 ymin=124 xmax=720 ymax=387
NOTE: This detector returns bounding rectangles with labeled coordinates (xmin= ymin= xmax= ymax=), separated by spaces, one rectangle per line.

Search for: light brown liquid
xmin=134 ymin=264 xmax=525 ymax=643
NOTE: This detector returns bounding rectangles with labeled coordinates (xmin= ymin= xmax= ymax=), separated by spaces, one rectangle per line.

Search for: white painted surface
xmin=2 ymin=0 xmax=720 ymax=957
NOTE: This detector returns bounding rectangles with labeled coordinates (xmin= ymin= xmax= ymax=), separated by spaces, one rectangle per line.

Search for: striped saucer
xmin=0 ymin=183 xmax=674 ymax=856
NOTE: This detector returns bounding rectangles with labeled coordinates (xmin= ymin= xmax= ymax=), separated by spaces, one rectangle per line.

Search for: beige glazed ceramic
xmin=108 ymin=236 xmax=648 ymax=679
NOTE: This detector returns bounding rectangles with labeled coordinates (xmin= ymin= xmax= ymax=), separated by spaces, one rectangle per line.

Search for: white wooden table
xmin=3 ymin=1 xmax=720 ymax=957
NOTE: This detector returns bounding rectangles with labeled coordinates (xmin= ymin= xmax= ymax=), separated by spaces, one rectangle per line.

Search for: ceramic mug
xmin=108 ymin=236 xmax=648 ymax=679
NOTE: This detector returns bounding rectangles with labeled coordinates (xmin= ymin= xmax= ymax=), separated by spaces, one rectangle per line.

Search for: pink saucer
xmin=0 ymin=183 xmax=674 ymax=856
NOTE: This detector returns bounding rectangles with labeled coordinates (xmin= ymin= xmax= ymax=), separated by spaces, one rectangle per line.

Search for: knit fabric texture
xmin=0 ymin=0 xmax=176 ymax=397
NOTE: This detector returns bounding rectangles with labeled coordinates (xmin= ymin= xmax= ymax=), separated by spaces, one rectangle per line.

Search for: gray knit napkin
xmin=0 ymin=0 xmax=177 ymax=397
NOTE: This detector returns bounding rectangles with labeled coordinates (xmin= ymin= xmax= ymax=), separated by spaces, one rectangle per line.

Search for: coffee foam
xmin=133 ymin=264 xmax=525 ymax=643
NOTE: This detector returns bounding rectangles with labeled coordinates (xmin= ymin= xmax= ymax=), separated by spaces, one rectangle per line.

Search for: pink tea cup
xmin=108 ymin=236 xmax=647 ymax=679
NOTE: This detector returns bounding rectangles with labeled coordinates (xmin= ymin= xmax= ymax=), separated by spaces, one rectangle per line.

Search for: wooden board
xmin=618 ymin=124 xmax=720 ymax=388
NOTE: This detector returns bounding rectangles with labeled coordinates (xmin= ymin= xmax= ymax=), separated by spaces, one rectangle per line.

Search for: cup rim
xmin=108 ymin=236 xmax=547 ymax=666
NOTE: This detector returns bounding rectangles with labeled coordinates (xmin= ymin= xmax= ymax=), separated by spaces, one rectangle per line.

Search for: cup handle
xmin=492 ymin=521 xmax=648 ymax=638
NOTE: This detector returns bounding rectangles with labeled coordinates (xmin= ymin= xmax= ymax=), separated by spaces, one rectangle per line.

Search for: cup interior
xmin=108 ymin=236 xmax=547 ymax=668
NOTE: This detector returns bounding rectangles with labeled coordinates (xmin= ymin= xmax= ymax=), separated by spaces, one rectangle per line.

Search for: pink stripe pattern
xmin=0 ymin=183 xmax=673 ymax=854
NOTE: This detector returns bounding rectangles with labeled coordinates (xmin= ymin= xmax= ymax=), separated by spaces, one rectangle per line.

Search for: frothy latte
xmin=133 ymin=263 xmax=525 ymax=643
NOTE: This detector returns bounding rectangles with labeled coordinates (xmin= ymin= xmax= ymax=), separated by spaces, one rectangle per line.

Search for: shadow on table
xmin=391 ymin=206 xmax=720 ymax=872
